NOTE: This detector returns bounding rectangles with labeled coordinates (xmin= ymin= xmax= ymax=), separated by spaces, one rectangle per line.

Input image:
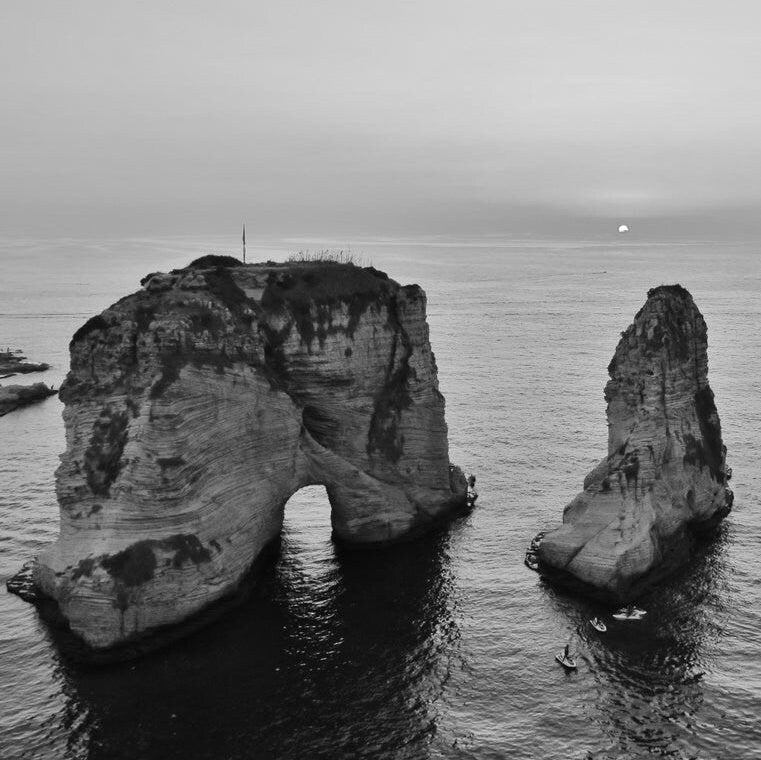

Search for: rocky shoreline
xmin=0 ymin=383 xmax=58 ymax=417
xmin=0 ymin=348 xmax=50 ymax=376
xmin=0 ymin=348 xmax=56 ymax=416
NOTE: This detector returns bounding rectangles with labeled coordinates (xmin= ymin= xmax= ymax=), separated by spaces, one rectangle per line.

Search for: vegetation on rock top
xmin=260 ymin=263 xmax=393 ymax=349
xmin=185 ymin=255 xmax=243 ymax=269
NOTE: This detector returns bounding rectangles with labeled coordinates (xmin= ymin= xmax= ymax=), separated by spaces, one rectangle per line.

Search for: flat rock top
xmin=68 ymin=258 xmax=414 ymax=356
xmin=143 ymin=257 xmax=401 ymax=299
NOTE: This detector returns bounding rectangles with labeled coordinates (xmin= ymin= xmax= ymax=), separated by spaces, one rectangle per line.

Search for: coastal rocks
xmin=20 ymin=256 xmax=466 ymax=652
xmin=0 ymin=383 xmax=57 ymax=416
xmin=0 ymin=348 xmax=50 ymax=376
xmin=0 ymin=348 xmax=55 ymax=415
xmin=538 ymin=285 xmax=731 ymax=603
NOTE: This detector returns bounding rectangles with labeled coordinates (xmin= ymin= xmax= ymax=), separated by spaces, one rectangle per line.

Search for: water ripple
xmin=2 ymin=240 xmax=761 ymax=759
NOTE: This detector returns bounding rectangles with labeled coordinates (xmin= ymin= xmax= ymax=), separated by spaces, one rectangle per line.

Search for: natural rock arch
xmin=22 ymin=258 xmax=466 ymax=652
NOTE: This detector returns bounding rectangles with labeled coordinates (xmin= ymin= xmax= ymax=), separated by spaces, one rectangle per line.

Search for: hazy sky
xmin=2 ymin=1 xmax=760 ymax=237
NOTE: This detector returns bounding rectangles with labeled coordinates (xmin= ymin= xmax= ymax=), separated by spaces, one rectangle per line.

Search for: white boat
xmin=555 ymin=653 xmax=577 ymax=670
xmin=612 ymin=607 xmax=647 ymax=621
xmin=590 ymin=617 xmax=607 ymax=632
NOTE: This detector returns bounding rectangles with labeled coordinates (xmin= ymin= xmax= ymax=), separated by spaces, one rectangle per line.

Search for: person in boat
xmin=467 ymin=475 xmax=478 ymax=504
xmin=563 ymin=644 xmax=570 ymax=661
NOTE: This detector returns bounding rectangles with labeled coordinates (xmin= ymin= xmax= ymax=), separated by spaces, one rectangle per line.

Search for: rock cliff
xmin=25 ymin=257 xmax=466 ymax=651
xmin=538 ymin=285 xmax=732 ymax=602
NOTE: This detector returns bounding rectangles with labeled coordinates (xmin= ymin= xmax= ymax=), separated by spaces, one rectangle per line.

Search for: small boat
xmin=590 ymin=617 xmax=607 ymax=632
xmin=612 ymin=606 xmax=647 ymax=621
xmin=524 ymin=553 xmax=539 ymax=571
xmin=555 ymin=653 xmax=577 ymax=670
xmin=466 ymin=474 xmax=478 ymax=507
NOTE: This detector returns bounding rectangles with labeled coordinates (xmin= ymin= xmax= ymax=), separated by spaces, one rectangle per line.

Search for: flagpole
xmin=242 ymin=224 xmax=246 ymax=263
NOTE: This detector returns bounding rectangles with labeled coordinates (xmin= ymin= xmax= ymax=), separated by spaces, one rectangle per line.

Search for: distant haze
xmin=2 ymin=1 xmax=760 ymax=239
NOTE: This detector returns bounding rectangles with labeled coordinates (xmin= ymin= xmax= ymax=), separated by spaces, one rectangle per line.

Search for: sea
xmin=0 ymin=235 xmax=759 ymax=760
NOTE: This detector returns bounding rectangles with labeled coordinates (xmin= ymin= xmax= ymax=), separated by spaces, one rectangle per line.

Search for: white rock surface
xmin=29 ymin=259 xmax=466 ymax=650
xmin=538 ymin=285 xmax=732 ymax=602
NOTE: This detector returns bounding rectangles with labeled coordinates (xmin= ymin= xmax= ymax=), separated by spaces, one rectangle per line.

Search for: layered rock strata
xmin=538 ymin=285 xmax=732 ymax=602
xmin=24 ymin=256 xmax=466 ymax=650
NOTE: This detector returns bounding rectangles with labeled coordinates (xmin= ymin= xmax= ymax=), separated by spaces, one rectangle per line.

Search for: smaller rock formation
xmin=0 ymin=383 xmax=57 ymax=416
xmin=538 ymin=285 xmax=732 ymax=603
xmin=0 ymin=348 xmax=50 ymax=376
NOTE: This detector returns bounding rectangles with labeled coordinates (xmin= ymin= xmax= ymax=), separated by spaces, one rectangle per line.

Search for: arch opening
xmin=280 ymin=485 xmax=335 ymax=563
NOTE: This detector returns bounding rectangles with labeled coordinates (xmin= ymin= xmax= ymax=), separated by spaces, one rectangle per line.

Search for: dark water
xmin=1 ymin=236 xmax=759 ymax=759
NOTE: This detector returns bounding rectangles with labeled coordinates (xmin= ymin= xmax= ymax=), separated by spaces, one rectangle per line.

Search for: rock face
xmin=538 ymin=285 xmax=732 ymax=602
xmin=28 ymin=257 xmax=466 ymax=651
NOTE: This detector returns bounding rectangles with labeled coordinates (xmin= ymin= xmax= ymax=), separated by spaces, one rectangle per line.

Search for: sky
xmin=2 ymin=1 xmax=761 ymax=239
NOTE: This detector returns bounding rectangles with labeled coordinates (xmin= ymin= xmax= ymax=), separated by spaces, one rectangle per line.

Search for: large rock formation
xmin=23 ymin=256 xmax=466 ymax=651
xmin=538 ymin=285 xmax=732 ymax=602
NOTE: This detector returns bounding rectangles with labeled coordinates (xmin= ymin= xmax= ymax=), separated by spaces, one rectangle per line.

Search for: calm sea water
xmin=0 ymin=235 xmax=759 ymax=759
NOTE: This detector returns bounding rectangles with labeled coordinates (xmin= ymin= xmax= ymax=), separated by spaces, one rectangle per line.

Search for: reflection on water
xmin=541 ymin=525 xmax=733 ymax=759
xmin=51 ymin=499 xmax=461 ymax=760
